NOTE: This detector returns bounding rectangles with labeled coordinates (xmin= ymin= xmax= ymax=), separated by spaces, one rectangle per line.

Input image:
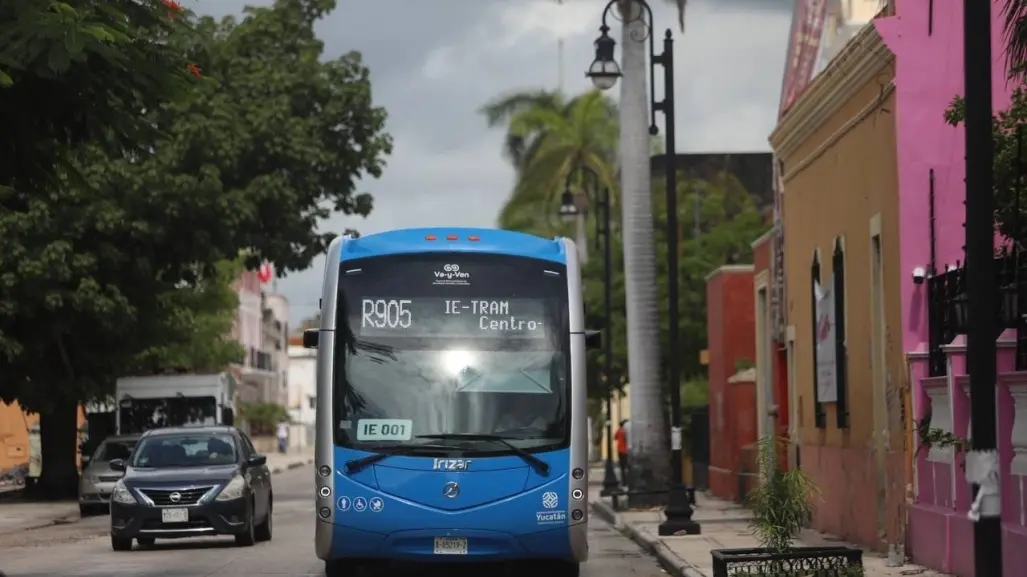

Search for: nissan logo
xmin=442 ymin=482 xmax=460 ymax=498
xmin=169 ymin=492 xmax=182 ymax=503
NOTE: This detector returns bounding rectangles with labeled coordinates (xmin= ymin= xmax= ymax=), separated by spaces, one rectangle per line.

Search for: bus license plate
xmin=161 ymin=508 xmax=188 ymax=524
xmin=433 ymin=537 xmax=467 ymax=555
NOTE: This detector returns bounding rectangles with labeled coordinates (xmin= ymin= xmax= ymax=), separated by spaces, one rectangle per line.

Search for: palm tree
xmin=614 ymin=0 xmax=685 ymax=497
xmin=1004 ymin=1 xmax=1027 ymax=78
xmin=482 ymin=89 xmax=619 ymax=243
xmin=480 ymin=89 xmax=566 ymax=173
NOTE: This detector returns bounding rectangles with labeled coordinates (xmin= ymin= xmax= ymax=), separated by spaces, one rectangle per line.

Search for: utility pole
xmin=963 ymin=0 xmax=1003 ymax=575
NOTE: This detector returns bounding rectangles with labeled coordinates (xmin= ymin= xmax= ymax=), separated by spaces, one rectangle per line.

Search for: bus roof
xmin=339 ymin=227 xmax=568 ymax=264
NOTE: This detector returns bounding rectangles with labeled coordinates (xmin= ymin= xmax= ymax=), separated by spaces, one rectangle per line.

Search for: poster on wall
xmin=815 ymin=279 xmax=837 ymax=402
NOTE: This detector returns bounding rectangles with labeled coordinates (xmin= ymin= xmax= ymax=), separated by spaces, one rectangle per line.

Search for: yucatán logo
xmin=433 ymin=263 xmax=471 ymax=286
xmin=535 ymin=491 xmax=566 ymax=525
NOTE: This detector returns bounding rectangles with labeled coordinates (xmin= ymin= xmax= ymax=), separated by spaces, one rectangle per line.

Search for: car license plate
xmin=433 ymin=536 xmax=467 ymax=555
xmin=161 ymin=508 xmax=189 ymax=524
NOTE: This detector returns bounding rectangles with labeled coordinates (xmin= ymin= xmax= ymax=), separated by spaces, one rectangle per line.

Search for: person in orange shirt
xmin=614 ymin=419 xmax=629 ymax=486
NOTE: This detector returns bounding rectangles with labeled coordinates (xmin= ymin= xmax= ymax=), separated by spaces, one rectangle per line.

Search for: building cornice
xmin=704 ymin=264 xmax=755 ymax=282
xmin=769 ymin=21 xmax=893 ymax=160
xmin=751 ymin=228 xmax=774 ymax=250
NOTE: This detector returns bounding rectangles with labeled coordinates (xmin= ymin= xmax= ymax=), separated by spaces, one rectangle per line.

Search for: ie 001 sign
xmin=356 ymin=419 xmax=412 ymax=441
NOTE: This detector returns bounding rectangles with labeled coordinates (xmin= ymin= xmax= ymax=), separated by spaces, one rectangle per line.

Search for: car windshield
xmin=130 ymin=433 xmax=238 ymax=468
xmin=93 ymin=440 xmax=136 ymax=462
xmin=334 ymin=252 xmax=570 ymax=455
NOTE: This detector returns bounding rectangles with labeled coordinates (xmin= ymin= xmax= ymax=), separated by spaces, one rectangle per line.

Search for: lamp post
xmin=586 ymin=0 xmax=698 ymax=536
xmin=558 ymin=166 xmax=620 ymax=496
xmin=963 ymin=0 xmax=1002 ymax=574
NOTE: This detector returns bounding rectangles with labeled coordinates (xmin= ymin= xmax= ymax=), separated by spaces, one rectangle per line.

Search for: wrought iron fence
xmin=927 ymin=249 xmax=1027 ymax=375
xmin=710 ymin=546 xmax=863 ymax=577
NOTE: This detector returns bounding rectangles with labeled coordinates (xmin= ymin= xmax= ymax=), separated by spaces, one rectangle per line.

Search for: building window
xmin=833 ymin=238 xmax=849 ymax=429
xmin=308 ymin=396 xmax=316 ymax=410
xmin=811 ymin=252 xmax=826 ymax=428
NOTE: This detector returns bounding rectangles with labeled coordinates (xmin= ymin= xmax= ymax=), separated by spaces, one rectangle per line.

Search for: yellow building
xmin=769 ymin=21 xmax=907 ymax=552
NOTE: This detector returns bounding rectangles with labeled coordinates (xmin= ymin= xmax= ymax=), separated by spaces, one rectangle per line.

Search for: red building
xmin=705 ymin=265 xmax=758 ymax=501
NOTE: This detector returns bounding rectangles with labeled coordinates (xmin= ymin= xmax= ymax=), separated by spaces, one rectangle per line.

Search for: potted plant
xmin=709 ymin=436 xmax=864 ymax=576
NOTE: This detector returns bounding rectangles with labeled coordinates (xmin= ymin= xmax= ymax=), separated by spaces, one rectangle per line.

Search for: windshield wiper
xmin=343 ymin=444 xmax=455 ymax=474
xmin=415 ymin=434 xmax=550 ymax=475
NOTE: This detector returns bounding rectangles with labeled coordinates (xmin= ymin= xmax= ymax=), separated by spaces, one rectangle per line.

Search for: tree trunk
xmin=618 ymin=0 xmax=670 ymax=506
xmin=38 ymin=398 xmax=80 ymax=500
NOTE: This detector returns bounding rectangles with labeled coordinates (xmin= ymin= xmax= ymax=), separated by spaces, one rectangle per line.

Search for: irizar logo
xmin=433 ymin=263 xmax=471 ymax=285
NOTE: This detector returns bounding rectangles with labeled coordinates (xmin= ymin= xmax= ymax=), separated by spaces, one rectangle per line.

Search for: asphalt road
xmin=0 ymin=466 xmax=666 ymax=577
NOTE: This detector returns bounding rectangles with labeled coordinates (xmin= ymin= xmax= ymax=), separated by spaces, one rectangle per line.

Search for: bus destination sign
xmin=357 ymin=298 xmax=548 ymax=339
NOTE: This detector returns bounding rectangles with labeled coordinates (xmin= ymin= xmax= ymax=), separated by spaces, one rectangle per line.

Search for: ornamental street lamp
xmin=558 ymin=167 xmax=620 ymax=496
xmin=586 ymin=0 xmax=699 ymax=536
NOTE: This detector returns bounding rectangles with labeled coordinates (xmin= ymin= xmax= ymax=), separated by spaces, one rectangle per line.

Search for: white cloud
xmin=196 ymin=0 xmax=796 ymax=325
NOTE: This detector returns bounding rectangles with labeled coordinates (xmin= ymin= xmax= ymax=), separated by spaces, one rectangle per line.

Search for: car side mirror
xmin=109 ymin=459 xmax=125 ymax=472
xmin=303 ymin=328 xmax=319 ymax=349
xmin=247 ymin=454 xmax=267 ymax=467
xmin=585 ymin=330 xmax=602 ymax=350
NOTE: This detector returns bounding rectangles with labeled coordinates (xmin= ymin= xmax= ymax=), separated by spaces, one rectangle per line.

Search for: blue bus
xmin=303 ymin=228 xmax=596 ymax=576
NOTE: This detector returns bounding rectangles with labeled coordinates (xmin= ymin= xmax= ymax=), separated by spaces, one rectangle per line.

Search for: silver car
xmin=79 ymin=435 xmax=139 ymax=516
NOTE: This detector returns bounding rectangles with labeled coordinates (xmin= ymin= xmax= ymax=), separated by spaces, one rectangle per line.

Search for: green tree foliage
xmin=945 ymin=86 xmax=1027 ymax=243
xmin=131 ymin=260 xmax=246 ymax=374
xmin=0 ymin=0 xmax=199 ymax=193
xmin=238 ymin=402 xmax=291 ymax=436
xmin=0 ymin=0 xmax=391 ymax=496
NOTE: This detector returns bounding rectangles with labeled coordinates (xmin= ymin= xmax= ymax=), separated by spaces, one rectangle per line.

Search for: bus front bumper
xmin=318 ymin=520 xmax=584 ymax=563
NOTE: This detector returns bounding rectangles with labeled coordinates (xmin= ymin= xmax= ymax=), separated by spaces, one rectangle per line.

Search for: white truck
xmin=114 ymin=373 xmax=237 ymax=435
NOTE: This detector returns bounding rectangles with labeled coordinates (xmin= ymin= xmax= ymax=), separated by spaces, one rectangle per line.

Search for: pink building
xmin=877 ymin=1 xmax=1023 ymax=574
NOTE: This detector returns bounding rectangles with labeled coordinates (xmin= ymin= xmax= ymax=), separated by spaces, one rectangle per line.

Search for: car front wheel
xmin=235 ymin=500 xmax=256 ymax=547
xmin=111 ymin=536 xmax=133 ymax=551
xmin=255 ymin=496 xmax=272 ymax=542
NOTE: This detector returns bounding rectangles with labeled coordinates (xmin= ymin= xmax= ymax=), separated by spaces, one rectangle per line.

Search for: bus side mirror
xmin=585 ymin=330 xmax=601 ymax=350
xmin=303 ymin=329 xmax=319 ymax=349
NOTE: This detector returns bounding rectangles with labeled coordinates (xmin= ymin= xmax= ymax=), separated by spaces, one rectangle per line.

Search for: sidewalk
xmin=589 ymin=486 xmax=951 ymax=577
xmin=0 ymin=448 xmax=314 ymax=536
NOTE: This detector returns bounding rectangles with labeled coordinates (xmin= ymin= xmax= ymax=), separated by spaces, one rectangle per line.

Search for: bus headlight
xmin=319 ymin=507 xmax=331 ymax=518
xmin=318 ymin=465 xmax=331 ymax=477
xmin=572 ymin=488 xmax=583 ymax=500
xmin=216 ymin=475 xmax=246 ymax=501
xmin=572 ymin=468 xmax=584 ymax=479
xmin=318 ymin=485 xmax=331 ymax=497
xmin=111 ymin=480 xmax=136 ymax=504
xmin=572 ymin=509 xmax=584 ymax=521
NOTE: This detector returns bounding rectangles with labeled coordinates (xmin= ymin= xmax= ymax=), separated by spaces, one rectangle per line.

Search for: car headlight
xmin=216 ymin=475 xmax=246 ymax=501
xmin=111 ymin=480 xmax=136 ymax=504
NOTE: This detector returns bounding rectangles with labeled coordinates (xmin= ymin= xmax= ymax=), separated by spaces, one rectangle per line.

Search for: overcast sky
xmin=194 ymin=0 xmax=795 ymax=325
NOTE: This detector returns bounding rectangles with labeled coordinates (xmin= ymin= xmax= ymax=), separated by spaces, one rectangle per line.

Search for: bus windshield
xmin=333 ymin=252 xmax=570 ymax=455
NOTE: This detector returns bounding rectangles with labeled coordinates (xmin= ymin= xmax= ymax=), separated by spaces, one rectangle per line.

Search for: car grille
xmin=139 ymin=487 xmax=213 ymax=506
xmin=97 ymin=475 xmax=122 ymax=482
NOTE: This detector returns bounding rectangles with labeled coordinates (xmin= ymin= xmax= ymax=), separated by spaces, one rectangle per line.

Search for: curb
xmin=590 ymin=500 xmax=708 ymax=577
